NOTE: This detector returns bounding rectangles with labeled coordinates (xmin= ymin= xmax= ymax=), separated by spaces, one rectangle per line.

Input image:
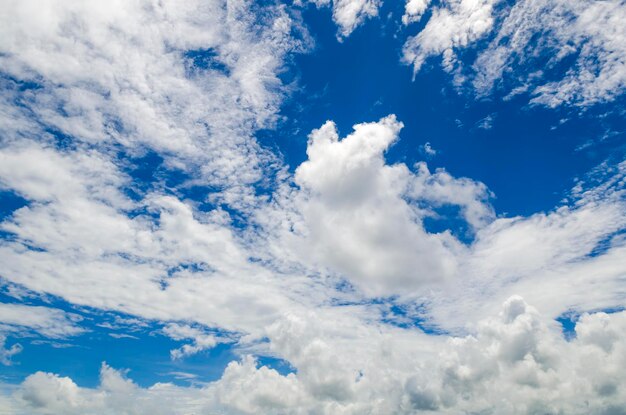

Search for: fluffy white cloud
xmin=402 ymin=0 xmax=495 ymax=73
xmin=300 ymin=0 xmax=381 ymax=38
xmin=13 ymin=363 xmax=210 ymax=415
xmin=258 ymin=115 xmax=493 ymax=296
xmin=407 ymin=298 xmax=626 ymax=413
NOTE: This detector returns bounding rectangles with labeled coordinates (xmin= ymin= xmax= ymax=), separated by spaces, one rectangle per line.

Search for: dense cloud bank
xmin=3 ymin=298 xmax=625 ymax=414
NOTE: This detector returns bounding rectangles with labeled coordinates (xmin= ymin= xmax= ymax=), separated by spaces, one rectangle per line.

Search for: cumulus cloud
xmin=3 ymin=298 xmax=626 ymax=414
xmin=260 ymin=115 xmax=493 ymax=296
xmin=14 ymin=363 xmax=210 ymax=415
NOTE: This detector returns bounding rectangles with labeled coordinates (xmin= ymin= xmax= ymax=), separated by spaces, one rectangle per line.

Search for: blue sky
xmin=0 ymin=1 xmax=625 ymax=413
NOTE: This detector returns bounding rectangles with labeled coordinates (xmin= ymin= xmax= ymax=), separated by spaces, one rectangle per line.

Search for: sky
xmin=0 ymin=0 xmax=625 ymax=414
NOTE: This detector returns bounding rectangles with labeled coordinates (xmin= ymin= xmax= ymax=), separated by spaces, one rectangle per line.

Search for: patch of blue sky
xmin=381 ymin=302 xmax=446 ymax=335
xmin=0 ymin=191 xmax=28 ymax=221
xmin=257 ymin=355 xmax=297 ymax=376
xmin=119 ymin=149 xmax=187 ymax=201
xmin=183 ymin=48 xmax=230 ymax=76
xmin=330 ymin=293 xmax=442 ymax=335
xmin=586 ymin=229 xmax=626 ymax=258
xmin=422 ymin=204 xmax=475 ymax=243
xmin=555 ymin=312 xmax=578 ymax=341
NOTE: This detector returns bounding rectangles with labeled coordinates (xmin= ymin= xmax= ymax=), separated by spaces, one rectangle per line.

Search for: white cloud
xmin=300 ymin=0 xmax=381 ymax=38
xmin=528 ymin=0 xmax=626 ymax=107
xmin=0 ymin=335 xmax=22 ymax=366
xmin=162 ymin=323 xmax=222 ymax=359
xmin=3 ymin=298 xmax=626 ymax=414
xmin=422 ymin=161 xmax=626 ymax=331
xmin=470 ymin=0 xmax=626 ymax=107
xmin=402 ymin=0 xmax=431 ymax=25
xmin=331 ymin=0 xmax=381 ymax=37
xmin=264 ymin=115 xmax=494 ymax=296
xmin=404 ymin=0 xmax=626 ymax=107
xmin=13 ymin=363 xmax=209 ymax=415
xmin=0 ymin=303 xmax=84 ymax=339
xmin=0 ymin=141 xmax=309 ymax=336
xmin=419 ymin=141 xmax=437 ymax=157
xmin=402 ymin=0 xmax=495 ymax=73
xmin=0 ymin=0 xmax=307 ymax=209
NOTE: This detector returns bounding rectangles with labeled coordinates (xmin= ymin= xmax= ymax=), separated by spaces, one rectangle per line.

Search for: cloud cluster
xmin=403 ymin=0 xmax=626 ymax=107
xmin=295 ymin=0 xmax=626 ymax=107
xmin=0 ymin=0 xmax=307 ymax=208
xmin=162 ymin=323 xmax=222 ymax=359
xmin=4 ymin=298 xmax=626 ymax=414
xmin=473 ymin=0 xmax=626 ymax=107
xmin=0 ymin=1 xmax=624 ymax=413
xmin=0 ymin=109 xmax=624 ymax=412
xmin=403 ymin=0 xmax=495 ymax=73
xmin=0 ymin=111 xmax=624 ymax=412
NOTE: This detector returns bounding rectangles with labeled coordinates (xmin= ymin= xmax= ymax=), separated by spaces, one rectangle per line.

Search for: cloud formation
xmin=4 ymin=298 xmax=626 ymax=414
xmin=0 ymin=0 xmax=624 ymax=413
xmin=0 ymin=0 xmax=307 ymax=209
xmin=403 ymin=0 xmax=626 ymax=107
